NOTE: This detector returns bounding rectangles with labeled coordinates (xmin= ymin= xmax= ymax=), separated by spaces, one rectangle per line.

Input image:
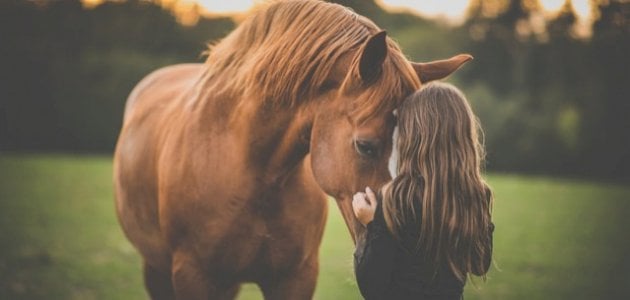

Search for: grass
xmin=0 ymin=154 xmax=628 ymax=299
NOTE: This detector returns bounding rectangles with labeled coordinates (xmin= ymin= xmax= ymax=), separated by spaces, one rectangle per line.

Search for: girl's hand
xmin=352 ymin=187 xmax=378 ymax=226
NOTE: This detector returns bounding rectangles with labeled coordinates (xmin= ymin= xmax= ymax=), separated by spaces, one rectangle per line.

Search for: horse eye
xmin=354 ymin=140 xmax=378 ymax=158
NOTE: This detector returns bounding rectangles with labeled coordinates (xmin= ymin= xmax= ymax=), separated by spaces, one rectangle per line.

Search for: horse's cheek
xmin=310 ymin=142 xmax=335 ymax=192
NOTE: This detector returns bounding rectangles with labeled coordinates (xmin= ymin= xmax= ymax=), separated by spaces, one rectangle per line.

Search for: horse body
xmin=114 ymin=1 xmax=471 ymax=299
xmin=116 ymin=62 xmax=329 ymax=298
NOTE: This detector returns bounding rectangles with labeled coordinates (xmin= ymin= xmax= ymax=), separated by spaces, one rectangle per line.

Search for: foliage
xmin=456 ymin=0 xmax=630 ymax=179
xmin=0 ymin=0 xmax=628 ymax=180
xmin=0 ymin=155 xmax=628 ymax=299
xmin=0 ymin=0 xmax=234 ymax=152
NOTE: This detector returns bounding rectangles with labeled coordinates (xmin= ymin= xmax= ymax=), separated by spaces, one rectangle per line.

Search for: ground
xmin=0 ymin=155 xmax=628 ymax=299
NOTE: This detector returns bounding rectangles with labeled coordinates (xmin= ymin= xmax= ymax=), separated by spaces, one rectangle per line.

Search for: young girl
xmin=352 ymin=82 xmax=494 ymax=300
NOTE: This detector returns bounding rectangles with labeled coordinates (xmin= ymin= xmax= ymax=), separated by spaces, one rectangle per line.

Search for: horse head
xmin=308 ymin=30 xmax=471 ymax=242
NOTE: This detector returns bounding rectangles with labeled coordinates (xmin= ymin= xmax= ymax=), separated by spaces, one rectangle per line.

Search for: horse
xmin=113 ymin=0 xmax=471 ymax=299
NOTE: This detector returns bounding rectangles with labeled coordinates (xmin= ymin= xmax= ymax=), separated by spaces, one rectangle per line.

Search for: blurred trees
xmin=0 ymin=0 xmax=627 ymax=180
xmin=582 ymin=1 xmax=630 ymax=179
xmin=0 ymin=0 xmax=233 ymax=152
xmin=453 ymin=0 xmax=629 ymax=179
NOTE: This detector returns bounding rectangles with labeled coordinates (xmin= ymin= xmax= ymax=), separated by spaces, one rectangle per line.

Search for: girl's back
xmin=353 ymin=82 xmax=494 ymax=299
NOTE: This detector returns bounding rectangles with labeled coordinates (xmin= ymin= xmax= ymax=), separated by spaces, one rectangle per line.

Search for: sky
xmin=182 ymin=0 xmax=594 ymax=36
xmin=187 ymin=0 xmax=592 ymax=21
xmin=82 ymin=0 xmax=594 ymax=28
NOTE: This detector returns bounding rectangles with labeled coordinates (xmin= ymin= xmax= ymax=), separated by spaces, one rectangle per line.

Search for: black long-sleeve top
xmin=354 ymin=193 xmax=494 ymax=300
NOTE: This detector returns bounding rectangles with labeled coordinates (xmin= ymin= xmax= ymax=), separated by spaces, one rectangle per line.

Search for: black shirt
xmin=353 ymin=195 xmax=494 ymax=300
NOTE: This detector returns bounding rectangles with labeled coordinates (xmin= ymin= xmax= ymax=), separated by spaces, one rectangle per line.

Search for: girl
xmin=352 ymin=82 xmax=494 ymax=300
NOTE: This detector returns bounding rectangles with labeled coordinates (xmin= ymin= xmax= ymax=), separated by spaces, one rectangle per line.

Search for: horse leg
xmin=259 ymin=257 xmax=318 ymax=300
xmin=171 ymin=250 xmax=241 ymax=300
xmin=144 ymin=261 xmax=175 ymax=300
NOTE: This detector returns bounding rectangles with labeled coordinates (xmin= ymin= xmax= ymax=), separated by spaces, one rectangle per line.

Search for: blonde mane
xmin=198 ymin=0 xmax=420 ymax=114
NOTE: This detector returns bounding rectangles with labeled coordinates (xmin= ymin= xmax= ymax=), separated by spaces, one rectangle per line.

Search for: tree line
xmin=0 ymin=0 xmax=628 ymax=180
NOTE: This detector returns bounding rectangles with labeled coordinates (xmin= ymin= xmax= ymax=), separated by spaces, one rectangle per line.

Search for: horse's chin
xmin=334 ymin=196 xmax=367 ymax=245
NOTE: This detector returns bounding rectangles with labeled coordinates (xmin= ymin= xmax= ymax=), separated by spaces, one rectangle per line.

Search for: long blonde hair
xmin=382 ymin=82 xmax=493 ymax=281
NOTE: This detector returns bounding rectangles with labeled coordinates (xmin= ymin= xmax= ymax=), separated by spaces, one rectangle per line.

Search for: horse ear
xmin=359 ymin=31 xmax=388 ymax=83
xmin=412 ymin=54 xmax=473 ymax=83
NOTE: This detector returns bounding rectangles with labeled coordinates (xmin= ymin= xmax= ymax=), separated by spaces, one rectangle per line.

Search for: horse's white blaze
xmin=388 ymin=126 xmax=399 ymax=178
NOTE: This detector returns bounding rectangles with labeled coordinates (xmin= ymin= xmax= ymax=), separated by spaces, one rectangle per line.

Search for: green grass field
xmin=1 ymin=155 xmax=629 ymax=299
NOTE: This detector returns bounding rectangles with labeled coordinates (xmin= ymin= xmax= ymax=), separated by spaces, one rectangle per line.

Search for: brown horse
xmin=113 ymin=1 xmax=471 ymax=299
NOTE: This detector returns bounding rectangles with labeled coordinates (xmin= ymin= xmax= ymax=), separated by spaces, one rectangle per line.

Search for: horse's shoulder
xmin=148 ymin=63 xmax=204 ymax=81
xmin=129 ymin=63 xmax=203 ymax=102
xmin=123 ymin=63 xmax=203 ymax=123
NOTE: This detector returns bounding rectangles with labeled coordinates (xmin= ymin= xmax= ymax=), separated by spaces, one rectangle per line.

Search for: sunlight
xmin=378 ymin=0 xmax=469 ymax=22
xmin=378 ymin=0 xmax=591 ymax=23
xmin=572 ymin=0 xmax=591 ymax=19
xmin=82 ymin=0 xmax=105 ymax=9
xmin=184 ymin=0 xmax=593 ymax=22
xmin=192 ymin=0 xmax=256 ymax=14
xmin=540 ymin=0 xmax=566 ymax=11
xmin=83 ymin=0 xmax=594 ymax=30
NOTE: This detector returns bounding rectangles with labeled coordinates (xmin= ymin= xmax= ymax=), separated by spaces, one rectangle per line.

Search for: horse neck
xmin=195 ymin=91 xmax=315 ymax=186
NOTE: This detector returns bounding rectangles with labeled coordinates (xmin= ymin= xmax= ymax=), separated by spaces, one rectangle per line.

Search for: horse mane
xmin=197 ymin=0 xmax=420 ymax=118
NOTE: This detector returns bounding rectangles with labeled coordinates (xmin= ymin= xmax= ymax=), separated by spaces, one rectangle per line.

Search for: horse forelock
xmin=197 ymin=0 xmax=418 ymax=113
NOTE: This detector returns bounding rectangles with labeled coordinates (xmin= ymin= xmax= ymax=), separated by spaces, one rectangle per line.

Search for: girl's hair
xmin=382 ymin=82 xmax=493 ymax=282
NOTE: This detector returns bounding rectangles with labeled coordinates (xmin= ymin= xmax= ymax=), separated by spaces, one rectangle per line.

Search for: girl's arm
xmin=354 ymin=204 xmax=397 ymax=299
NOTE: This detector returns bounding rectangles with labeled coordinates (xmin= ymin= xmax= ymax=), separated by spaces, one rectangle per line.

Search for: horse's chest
xmin=208 ymin=195 xmax=327 ymax=279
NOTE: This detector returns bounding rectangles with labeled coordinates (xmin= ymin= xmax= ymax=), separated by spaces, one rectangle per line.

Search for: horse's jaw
xmin=334 ymin=197 xmax=366 ymax=245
